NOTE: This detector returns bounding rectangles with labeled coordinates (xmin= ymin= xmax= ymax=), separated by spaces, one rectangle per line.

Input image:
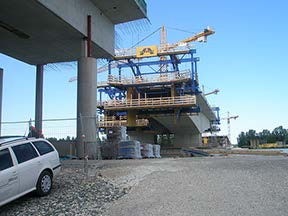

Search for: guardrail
xmin=107 ymin=70 xmax=191 ymax=86
xmin=97 ymin=81 xmax=108 ymax=87
xmin=98 ymin=117 xmax=149 ymax=127
xmin=98 ymin=95 xmax=196 ymax=110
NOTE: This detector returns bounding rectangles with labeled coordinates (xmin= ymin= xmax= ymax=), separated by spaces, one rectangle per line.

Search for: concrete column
xmin=35 ymin=65 xmax=44 ymax=136
xmin=76 ymin=57 xmax=97 ymax=159
xmin=127 ymin=130 xmax=155 ymax=144
xmin=173 ymin=133 xmax=202 ymax=148
xmin=127 ymin=87 xmax=136 ymax=126
xmin=0 ymin=68 xmax=3 ymax=136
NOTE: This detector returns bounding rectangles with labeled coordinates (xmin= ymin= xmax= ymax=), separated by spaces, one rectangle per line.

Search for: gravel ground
xmin=1 ymin=156 xmax=288 ymax=216
xmin=0 ymin=165 xmax=128 ymax=216
xmin=102 ymin=155 xmax=288 ymax=216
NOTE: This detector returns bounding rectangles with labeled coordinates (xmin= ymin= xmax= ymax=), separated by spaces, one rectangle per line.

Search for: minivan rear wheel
xmin=36 ymin=170 xmax=52 ymax=196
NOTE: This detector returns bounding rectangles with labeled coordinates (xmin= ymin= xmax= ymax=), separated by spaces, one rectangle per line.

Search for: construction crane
xmin=202 ymin=85 xmax=220 ymax=96
xmin=222 ymin=112 xmax=239 ymax=145
xmin=158 ymin=26 xmax=214 ymax=72
xmin=69 ymin=26 xmax=215 ymax=81
xmin=204 ymin=89 xmax=220 ymax=96
xmin=115 ymin=26 xmax=215 ymax=60
xmin=159 ymin=26 xmax=168 ymax=72
xmin=161 ymin=26 xmax=214 ymax=52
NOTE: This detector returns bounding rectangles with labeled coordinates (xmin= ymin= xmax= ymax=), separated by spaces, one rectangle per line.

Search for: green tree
xmin=272 ymin=126 xmax=287 ymax=142
xmin=259 ymin=129 xmax=272 ymax=143
xmin=238 ymin=132 xmax=249 ymax=147
xmin=246 ymin=129 xmax=256 ymax=139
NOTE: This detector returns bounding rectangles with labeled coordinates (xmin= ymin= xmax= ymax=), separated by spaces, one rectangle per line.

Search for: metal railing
xmin=98 ymin=116 xmax=148 ymax=127
xmin=97 ymin=81 xmax=109 ymax=87
xmin=98 ymin=95 xmax=196 ymax=110
xmin=108 ymin=70 xmax=191 ymax=85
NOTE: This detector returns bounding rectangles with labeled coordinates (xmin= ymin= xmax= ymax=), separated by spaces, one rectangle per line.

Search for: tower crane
xmin=202 ymin=85 xmax=220 ymax=96
xmin=161 ymin=26 xmax=215 ymax=52
xmin=221 ymin=112 xmax=239 ymax=145
xmin=158 ymin=26 xmax=214 ymax=72
xmin=204 ymin=89 xmax=220 ymax=96
xmin=69 ymin=26 xmax=215 ymax=82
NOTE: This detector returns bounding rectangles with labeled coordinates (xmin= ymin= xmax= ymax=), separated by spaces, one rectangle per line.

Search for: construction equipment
xmin=115 ymin=26 xmax=215 ymax=60
xmin=222 ymin=112 xmax=239 ymax=144
xmin=202 ymin=85 xmax=220 ymax=96
xmin=161 ymin=26 xmax=214 ymax=51
xmin=69 ymin=26 xmax=215 ymax=82
xmin=204 ymin=89 xmax=220 ymax=96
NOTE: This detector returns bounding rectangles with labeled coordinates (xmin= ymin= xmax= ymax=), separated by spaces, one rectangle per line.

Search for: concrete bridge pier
xmin=0 ymin=68 xmax=3 ymax=136
xmin=76 ymin=45 xmax=97 ymax=159
xmin=127 ymin=130 xmax=156 ymax=144
xmin=173 ymin=132 xmax=202 ymax=148
xmin=35 ymin=64 xmax=44 ymax=136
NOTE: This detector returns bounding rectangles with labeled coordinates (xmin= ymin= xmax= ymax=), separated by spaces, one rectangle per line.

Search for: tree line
xmin=47 ymin=136 xmax=76 ymax=142
xmin=238 ymin=126 xmax=288 ymax=148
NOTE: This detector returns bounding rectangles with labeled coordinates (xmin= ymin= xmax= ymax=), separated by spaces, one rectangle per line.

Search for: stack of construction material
xmin=153 ymin=144 xmax=161 ymax=158
xmin=118 ymin=140 xmax=142 ymax=159
xmin=141 ymin=144 xmax=154 ymax=158
xmin=105 ymin=126 xmax=127 ymax=159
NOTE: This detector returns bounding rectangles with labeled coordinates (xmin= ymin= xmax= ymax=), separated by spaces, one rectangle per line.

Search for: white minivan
xmin=0 ymin=136 xmax=61 ymax=207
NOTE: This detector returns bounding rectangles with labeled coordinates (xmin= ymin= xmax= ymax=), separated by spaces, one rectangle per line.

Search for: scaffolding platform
xmin=98 ymin=95 xmax=196 ymax=110
xmin=107 ymin=70 xmax=191 ymax=87
xmin=98 ymin=116 xmax=149 ymax=128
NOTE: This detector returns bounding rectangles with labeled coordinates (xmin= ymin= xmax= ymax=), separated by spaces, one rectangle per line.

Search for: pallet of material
xmin=118 ymin=140 xmax=142 ymax=159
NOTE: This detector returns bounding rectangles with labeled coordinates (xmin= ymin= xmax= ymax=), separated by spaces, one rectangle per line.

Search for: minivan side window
xmin=12 ymin=143 xmax=38 ymax=164
xmin=0 ymin=148 xmax=14 ymax=171
xmin=32 ymin=141 xmax=54 ymax=155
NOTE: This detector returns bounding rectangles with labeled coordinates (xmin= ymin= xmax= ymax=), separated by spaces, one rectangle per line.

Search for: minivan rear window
xmin=0 ymin=148 xmax=14 ymax=171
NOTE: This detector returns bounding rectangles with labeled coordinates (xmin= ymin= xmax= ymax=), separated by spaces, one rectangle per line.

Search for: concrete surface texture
xmin=101 ymin=156 xmax=288 ymax=216
xmin=0 ymin=0 xmax=147 ymax=64
xmin=77 ymin=57 xmax=97 ymax=159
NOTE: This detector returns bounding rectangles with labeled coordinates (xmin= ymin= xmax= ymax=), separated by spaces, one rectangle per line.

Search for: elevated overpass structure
xmin=97 ymin=47 xmax=220 ymax=148
xmin=0 ymin=0 xmax=147 ymax=158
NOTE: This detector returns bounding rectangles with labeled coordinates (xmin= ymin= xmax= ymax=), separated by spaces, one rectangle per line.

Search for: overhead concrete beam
xmin=0 ymin=0 xmax=146 ymax=64
xmin=37 ymin=0 xmax=114 ymax=56
xmin=189 ymin=113 xmax=211 ymax=133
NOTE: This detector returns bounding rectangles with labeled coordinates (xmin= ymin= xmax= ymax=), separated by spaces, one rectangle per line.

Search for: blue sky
xmin=1 ymin=0 xmax=288 ymax=143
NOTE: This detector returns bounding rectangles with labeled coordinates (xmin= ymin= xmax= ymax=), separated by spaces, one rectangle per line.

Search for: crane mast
xmin=160 ymin=26 xmax=168 ymax=72
xmin=222 ymin=112 xmax=239 ymax=144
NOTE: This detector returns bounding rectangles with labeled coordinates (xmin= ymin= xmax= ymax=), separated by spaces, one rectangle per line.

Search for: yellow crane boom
xmin=162 ymin=27 xmax=215 ymax=51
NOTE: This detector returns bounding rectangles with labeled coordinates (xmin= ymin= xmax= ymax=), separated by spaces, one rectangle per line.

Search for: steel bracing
xmin=97 ymin=27 xmax=220 ymax=131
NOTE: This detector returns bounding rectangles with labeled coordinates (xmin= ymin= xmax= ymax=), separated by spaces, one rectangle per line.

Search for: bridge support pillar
xmin=0 ymin=68 xmax=3 ymax=136
xmin=173 ymin=132 xmax=202 ymax=148
xmin=35 ymin=64 xmax=44 ymax=137
xmin=128 ymin=130 xmax=155 ymax=144
xmin=76 ymin=56 xmax=97 ymax=159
